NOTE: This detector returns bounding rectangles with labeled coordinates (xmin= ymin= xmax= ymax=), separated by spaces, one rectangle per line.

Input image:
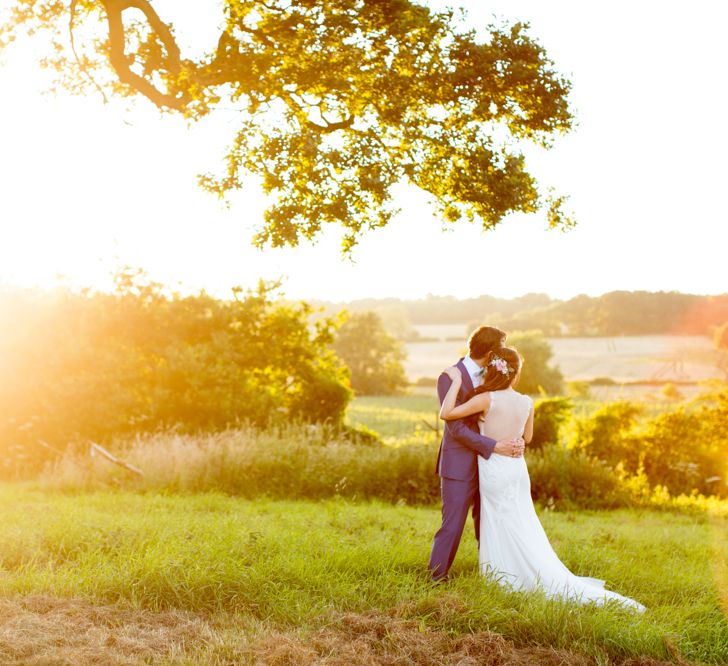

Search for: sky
xmin=0 ymin=0 xmax=726 ymax=302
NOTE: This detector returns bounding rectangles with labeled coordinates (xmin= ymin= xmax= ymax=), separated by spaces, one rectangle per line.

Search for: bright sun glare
xmin=0 ymin=0 xmax=726 ymax=302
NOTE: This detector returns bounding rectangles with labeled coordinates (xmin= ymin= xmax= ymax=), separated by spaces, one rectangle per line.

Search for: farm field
xmin=345 ymin=390 xmax=690 ymax=446
xmin=346 ymin=394 xmax=440 ymax=442
xmin=405 ymin=330 xmax=722 ymax=387
xmin=0 ymin=487 xmax=726 ymax=665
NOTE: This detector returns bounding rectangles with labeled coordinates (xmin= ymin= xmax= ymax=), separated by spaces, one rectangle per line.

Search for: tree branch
xmin=124 ymin=0 xmax=181 ymax=73
xmin=101 ymin=0 xmax=189 ymax=110
xmin=285 ymin=92 xmax=353 ymax=133
xmin=320 ymin=112 xmax=354 ymax=131
xmin=69 ymin=0 xmax=109 ymax=103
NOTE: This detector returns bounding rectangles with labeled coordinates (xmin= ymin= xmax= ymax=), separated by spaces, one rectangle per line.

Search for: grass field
xmin=346 ymin=394 xmax=440 ymax=443
xmin=349 ymin=382 xmax=712 ymax=450
xmin=2 ymin=394 xmax=726 ymax=664
xmin=0 ymin=487 xmax=726 ymax=665
xmin=344 ymin=393 xmax=664 ymax=444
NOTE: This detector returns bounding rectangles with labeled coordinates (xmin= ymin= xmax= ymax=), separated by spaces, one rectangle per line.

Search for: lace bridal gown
xmin=477 ymin=387 xmax=646 ymax=612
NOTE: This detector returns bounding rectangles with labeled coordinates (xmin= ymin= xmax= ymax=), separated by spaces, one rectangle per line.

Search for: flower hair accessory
xmin=489 ymin=356 xmax=510 ymax=375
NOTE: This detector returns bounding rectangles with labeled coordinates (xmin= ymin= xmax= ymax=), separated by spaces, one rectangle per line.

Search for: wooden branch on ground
xmin=37 ymin=439 xmax=65 ymax=456
xmin=89 ymin=442 xmax=144 ymax=477
xmin=421 ymin=416 xmax=441 ymax=440
xmin=420 ymin=418 xmax=437 ymax=432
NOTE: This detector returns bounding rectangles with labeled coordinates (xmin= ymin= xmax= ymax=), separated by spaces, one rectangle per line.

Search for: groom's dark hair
xmin=468 ymin=325 xmax=506 ymax=359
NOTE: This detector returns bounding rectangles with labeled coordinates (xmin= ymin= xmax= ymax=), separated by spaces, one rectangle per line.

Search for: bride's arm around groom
xmin=428 ymin=325 xmax=524 ymax=582
xmin=437 ymin=366 xmax=524 ymax=463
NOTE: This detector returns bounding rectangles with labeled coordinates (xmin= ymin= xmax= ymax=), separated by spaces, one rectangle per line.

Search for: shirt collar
xmin=462 ymin=355 xmax=482 ymax=378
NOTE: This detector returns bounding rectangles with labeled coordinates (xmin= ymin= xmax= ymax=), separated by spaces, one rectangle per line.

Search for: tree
xmin=530 ymin=396 xmax=573 ymax=450
xmin=0 ymin=274 xmax=352 ymax=475
xmin=0 ymin=1 xmax=573 ymax=251
xmin=492 ymin=291 xmax=728 ymax=337
xmin=333 ymin=311 xmax=408 ymax=395
xmin=507 ymin=330 xmax=563 ymax=395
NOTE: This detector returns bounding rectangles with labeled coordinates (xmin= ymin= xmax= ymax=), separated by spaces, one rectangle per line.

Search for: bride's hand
xmin=443 ymin=366 xmax=462 ymax=382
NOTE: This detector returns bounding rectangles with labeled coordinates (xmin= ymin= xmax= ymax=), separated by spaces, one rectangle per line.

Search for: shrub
xmin=570 ymin=401 xmax=643 ymax=472
xmin=659 ymin=383 xmax=683 ymax=401
xmin=566 ymin=381 xmax=591 ymax=399
xmin=527 ymin=447 xmax=633 ymax=510
xmin=35 ymin=426 xmax=728 ymax=514
xmin=530 ymin=397 xmax=573 ymax=450
xmin=42 ymin=426 xmax=440 ymax=505
xmin=635 ymin=403 xmax=727 ymax=497
xmin=570 ymin=391 xmax=728 ymax=498
xmin=590 ymin=377 xmax=617 ymax=386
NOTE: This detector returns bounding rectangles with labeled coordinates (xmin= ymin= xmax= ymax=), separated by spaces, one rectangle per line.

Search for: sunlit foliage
xmin=570 ymin=391 xmax=728 ymax=498
xmin=0 ymin=0 xmax=574 ymax=251
xmin=0 ymin=272 xmax=350 ymax=474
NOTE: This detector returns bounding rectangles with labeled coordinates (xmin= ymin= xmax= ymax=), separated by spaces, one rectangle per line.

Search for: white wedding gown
xmin=477 ymin=387 xmax=646 ymax=612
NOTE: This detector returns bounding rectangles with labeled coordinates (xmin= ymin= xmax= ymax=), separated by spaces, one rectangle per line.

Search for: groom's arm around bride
xmin=428 ymin=326 xmax=523 ymax=582
xmin=436 ymin=371 xmax=524 ymax=463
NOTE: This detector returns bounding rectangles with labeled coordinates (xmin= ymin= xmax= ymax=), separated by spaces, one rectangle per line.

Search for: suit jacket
xmin=435 ymin=358 xmax=497 ymax=481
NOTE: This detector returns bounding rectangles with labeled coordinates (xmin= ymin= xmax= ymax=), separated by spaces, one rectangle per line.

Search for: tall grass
xmin=42 ymin=426 xmax=440 ymax=505
xmin=39 ymin=427 xmax=728 ymax=518
xmin=0 ymin=488 xmax=725 ymax=664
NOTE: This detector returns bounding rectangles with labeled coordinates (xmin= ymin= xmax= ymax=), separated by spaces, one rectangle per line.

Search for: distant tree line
xmin=316 ymin=291 xmax=728 ymax=338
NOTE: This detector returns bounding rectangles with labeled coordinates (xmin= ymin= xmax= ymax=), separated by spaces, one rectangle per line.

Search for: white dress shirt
xmin=462 ymin=354 xmax=484 ymax=388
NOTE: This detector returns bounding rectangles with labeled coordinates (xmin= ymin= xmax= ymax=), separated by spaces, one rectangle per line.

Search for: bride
xmin=439 ymin=347 xmax=646 ymax=612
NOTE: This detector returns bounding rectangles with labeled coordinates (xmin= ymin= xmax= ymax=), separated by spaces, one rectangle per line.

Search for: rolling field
xmin=405 ymin=330 xmax=723 ymax=386
xmin=0 ymin=487 xmax=726 ymax=665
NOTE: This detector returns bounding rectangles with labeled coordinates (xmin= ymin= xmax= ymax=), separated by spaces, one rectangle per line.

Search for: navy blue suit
xmin=428 ymin=358 xmax=497 ymax=580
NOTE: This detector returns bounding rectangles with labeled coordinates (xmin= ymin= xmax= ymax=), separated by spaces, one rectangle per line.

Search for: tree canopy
xmin=0 ymin=0 xmax=574 ymax=251
xmin=507 ymin=329 xmax=563 ymax=395
xmin=333 ymin=311 xmax=408 ymax=395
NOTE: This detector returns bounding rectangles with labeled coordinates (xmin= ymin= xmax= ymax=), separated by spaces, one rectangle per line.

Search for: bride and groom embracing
xmin=427 ymin=326 xmax=645 ymax=612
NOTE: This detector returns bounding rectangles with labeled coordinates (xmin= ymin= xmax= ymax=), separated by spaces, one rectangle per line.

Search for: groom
xmin=428 ymin=325 xmax=525 ymax=582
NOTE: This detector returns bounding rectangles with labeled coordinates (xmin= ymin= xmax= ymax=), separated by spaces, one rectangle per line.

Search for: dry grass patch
xmin=251 ymin=605 xmax=678 ymax=666
xmin=0 ymin=595 xmax=215 ymax=666
xmin=0 ymin=594 xmax=691 ymax=666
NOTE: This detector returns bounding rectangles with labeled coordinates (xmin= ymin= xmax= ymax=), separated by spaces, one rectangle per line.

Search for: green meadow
xmin=0 ymin=394 xmax=726 ymax=665
xmin=0 ymin=488 xmax=726 ymax=665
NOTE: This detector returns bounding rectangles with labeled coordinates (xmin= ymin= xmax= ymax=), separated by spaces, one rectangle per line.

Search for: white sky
xmin=0 ymin=0 xmax=726 ymax=301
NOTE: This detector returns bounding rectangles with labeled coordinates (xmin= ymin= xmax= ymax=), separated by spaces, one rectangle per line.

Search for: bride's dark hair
xmin=466 ymin=347 xmax=522 ymax=399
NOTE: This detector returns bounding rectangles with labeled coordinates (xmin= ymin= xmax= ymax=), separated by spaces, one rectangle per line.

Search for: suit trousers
xmin=427 ymin=474 xmax=480 ymax=580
